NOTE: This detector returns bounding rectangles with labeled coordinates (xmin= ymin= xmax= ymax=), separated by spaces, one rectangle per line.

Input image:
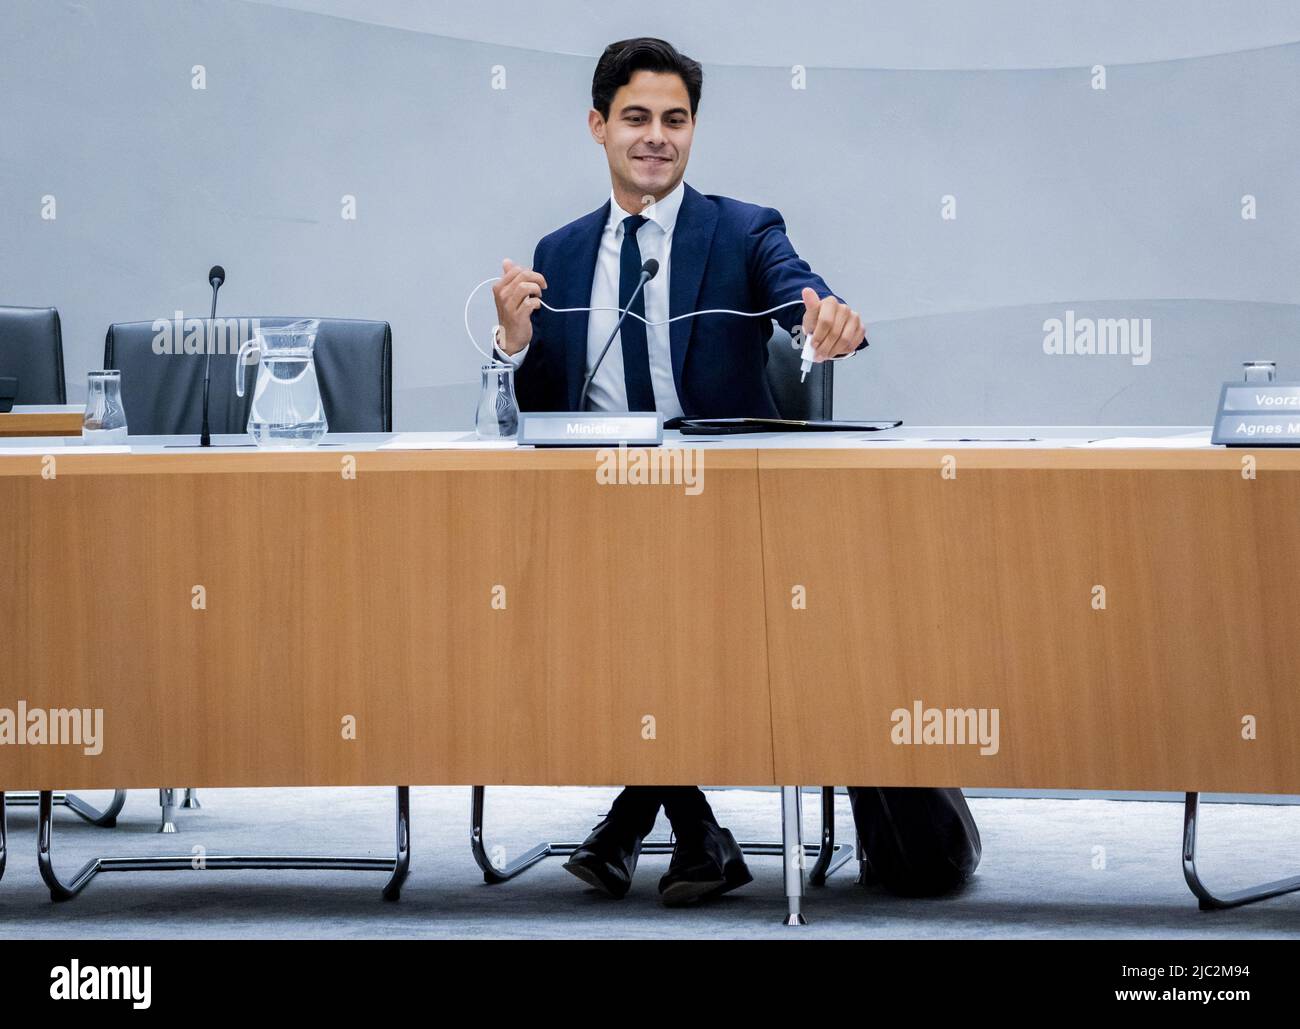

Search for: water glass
xmin=83 ymin=370 xmax=128 ymax=444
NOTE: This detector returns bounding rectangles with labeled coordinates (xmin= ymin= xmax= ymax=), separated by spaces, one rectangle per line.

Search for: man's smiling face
xmin=590 ymin=69 xmax=695 ymax=206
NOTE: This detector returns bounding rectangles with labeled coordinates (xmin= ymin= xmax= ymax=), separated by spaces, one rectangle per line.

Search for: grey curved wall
xmin=2 ymin=0 xmax=1297 ymax=428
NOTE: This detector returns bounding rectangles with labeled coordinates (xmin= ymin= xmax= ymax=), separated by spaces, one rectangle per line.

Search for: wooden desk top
xmin=2 ymin=432 xmax=1298 ymax=473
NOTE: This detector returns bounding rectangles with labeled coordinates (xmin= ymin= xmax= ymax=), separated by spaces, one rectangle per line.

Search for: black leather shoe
xmin=562 ymin=818 xmax=643 ymax=899
xmin=658 ymin=823 xmax=752 ymax=906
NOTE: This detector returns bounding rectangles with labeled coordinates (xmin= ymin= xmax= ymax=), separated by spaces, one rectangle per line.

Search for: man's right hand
xmin=491 ymin=258 xmax=548 ymax=355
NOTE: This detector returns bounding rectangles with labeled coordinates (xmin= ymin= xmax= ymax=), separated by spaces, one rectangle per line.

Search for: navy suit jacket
xmin=515 ymin=182 xmax=867 ymax=418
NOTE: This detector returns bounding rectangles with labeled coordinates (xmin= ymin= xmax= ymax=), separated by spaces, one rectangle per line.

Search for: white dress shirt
xmin=496 ymin=180 xmax=686 ymax=418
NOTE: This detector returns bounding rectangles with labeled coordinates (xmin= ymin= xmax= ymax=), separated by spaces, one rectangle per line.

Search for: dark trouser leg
xmin=605 ymin=787 xmax=664 ymax=839
xmin=608 ymin=786 xmax=720 ymax=837
xmin=848 ymin=786 xmax=981 ymax=897
xmin=661 ymin=787 xmax=720 ymax=834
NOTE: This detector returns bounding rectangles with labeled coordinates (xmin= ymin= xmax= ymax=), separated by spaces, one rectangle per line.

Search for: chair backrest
xmin=0 ymin=305 xmax=67 ymax=404
xmin=763 ymin=322 xmax=833 ymax=420
xmin=104 ymin=317 xmax=392 ymax=435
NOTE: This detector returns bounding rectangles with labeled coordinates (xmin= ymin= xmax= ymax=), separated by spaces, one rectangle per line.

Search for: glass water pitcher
xmin=235 ymin=320 xmax=328 ymax=447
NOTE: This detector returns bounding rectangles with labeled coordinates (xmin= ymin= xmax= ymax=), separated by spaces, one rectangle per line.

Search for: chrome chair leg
xmin=470 ymin=785 xmax=564 ymax=882
xmin=808 ymin=786 xmax=855 ymax=886
xmin=5 ymin=789 xmax=126 ymax=828
xmin=470 ymin=785 xmax=854 ymax=897
xmin=383 ymin=784 xmax=411 ymax=902
xmin=1183 ymin=791 xmax=1300 ymax=910
xmin=781 ymin=785 xmax=807 ymax=925
xmin=159 ymin=789 xmax=178 ymax=833
xmin=181 ymin=788 xmax=201 ymax=810
xmin=37 ymin=786 xmax=411 ymax=902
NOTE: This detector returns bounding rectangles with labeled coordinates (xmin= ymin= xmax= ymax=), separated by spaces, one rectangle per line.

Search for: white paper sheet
xmin=378 ymin=433 xmax=517 ymax=450
xmin=1068 ymin=431 xmax=1213 ymax=449
xmin=0 ymin=445 xmax=131 ymax=456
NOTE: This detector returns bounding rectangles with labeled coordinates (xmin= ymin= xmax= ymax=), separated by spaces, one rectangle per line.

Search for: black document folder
xmin=671 ymin=417 xmax=902 ymax=435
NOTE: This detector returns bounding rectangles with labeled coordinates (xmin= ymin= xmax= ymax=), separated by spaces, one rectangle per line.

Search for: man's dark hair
xmin=591 ymin=37 xmax=702 ymax=120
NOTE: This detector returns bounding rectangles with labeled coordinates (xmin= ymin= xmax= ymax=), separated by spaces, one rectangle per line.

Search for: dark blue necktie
xmin=618 ymin=214 xmax=656 ymax=411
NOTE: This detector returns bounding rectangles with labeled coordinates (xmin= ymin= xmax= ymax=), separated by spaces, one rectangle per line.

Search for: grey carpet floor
xmin=1 ymin=787 xmax=1297 ymax=939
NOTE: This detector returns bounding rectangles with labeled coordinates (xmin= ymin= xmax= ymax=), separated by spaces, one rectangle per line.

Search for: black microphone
xmin=199 ymin=264 xmax=225 ymax=447
xmin=579 ymin=258 xmax=659 ymax=411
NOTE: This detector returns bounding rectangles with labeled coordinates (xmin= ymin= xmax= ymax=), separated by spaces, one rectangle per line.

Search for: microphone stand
xmin=200 ymin=274 xmax=222 ymax=447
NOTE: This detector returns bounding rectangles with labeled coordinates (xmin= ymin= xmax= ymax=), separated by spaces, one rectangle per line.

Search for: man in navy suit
xmin=492 ymin=39 xmax=867 ymax=421
xmin=492 ymin=38 xmax=977 ymax=906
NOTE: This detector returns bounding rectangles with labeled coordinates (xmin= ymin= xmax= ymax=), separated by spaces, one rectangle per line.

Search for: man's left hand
xmin=800 ymin=287 xmax=865 ymax=361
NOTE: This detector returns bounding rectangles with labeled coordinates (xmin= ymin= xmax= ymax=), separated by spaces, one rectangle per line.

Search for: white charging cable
xmin=464 ymin=275 xmax=821 ymax=381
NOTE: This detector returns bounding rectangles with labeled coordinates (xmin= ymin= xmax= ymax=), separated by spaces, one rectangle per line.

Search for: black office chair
xmin=0 ymin=305 xmax=68 ymax=406
xmin=761 ymin=320 xmax=835 ymax=422
xmin=104 ymin=316 xmax=392 ymax=436
xmin=33 ymin=315 xmax=407 ymax=901
xmin=469 ymin=322 xmax=858 ymax=901
xmin=0 ymin=306 xmax=127 ymax=846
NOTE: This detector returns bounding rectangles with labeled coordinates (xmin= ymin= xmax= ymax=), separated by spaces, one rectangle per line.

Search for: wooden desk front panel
xmin=759 ymin=450 xmax=1300 ymax=793
xmin=0 ymin=450 xmax=773 ymax=789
